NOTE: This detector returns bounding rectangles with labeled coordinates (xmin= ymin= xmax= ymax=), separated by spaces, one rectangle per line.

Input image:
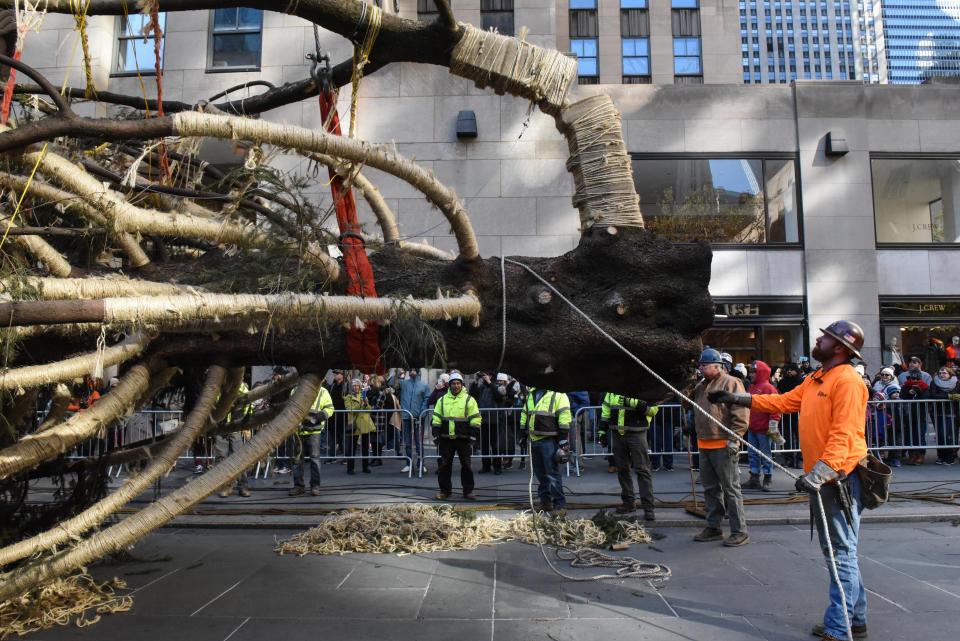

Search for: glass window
xmin=481 ymin=0 xmax=514 ymax=35
xmin=631 ymin=156 xmax=800 ymax=244
xmin=571 ymin=38 xmax=598 ymax=76
xmin=418 ymin=0 xmax=442 ymax=18
xmin=872 ymin=158 xmax=960 ymax=244
xmin=116 ymin=13 xmax=165 ymax=74
xmin=570 ymin=9 xmax=598 ymax=37
xmin=570 ymin=0 xmax=597 ymax=7
xmin=673 ymin=37 xmax=701 ymax=74
xmin=672 ymin=0 xmax=698 ymax=6
xmin=209 ymin=8 xmax=262 ymax=70
xmin=620 ymin=0 xmax=647 ymax=6
xmin=622 ymin=37 xmax=650 ymax=75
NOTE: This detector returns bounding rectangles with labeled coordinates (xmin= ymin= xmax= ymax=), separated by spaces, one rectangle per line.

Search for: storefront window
xmin=632 ymin=155 xmax=800 ymax=244
xmin=879 ymin=298 xmax=960 ymax=373
xmin=872 ymin=157 xmax=960 ymax=244
xmin=702 ymin=325 xmax=805 ymax=370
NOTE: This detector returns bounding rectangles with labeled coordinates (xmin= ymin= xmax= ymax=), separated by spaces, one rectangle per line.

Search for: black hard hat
xmin=820 ymin=320 xmax=865 ymax=359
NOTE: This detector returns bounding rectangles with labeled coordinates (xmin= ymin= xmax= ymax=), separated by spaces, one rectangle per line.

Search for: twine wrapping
xmin=558 ymin=95 xmax=644 ymax=230
xmin=449 ymin=24 xmax=576 ymax=117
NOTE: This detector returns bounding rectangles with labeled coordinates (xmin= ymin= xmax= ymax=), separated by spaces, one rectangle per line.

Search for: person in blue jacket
xmin=389 ymin=367 xmax=429 ymax=473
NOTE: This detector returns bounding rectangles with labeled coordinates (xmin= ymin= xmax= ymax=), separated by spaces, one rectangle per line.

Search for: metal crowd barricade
xmin=263 ymin=408 xmax=417 ymax=478
xmin=419 ymin=407 xmax=526 ymax=478
xmin=865 ymin=397 xmax=956 ymax=459
xmin=571 ymin=403 xmax=809 ymax=476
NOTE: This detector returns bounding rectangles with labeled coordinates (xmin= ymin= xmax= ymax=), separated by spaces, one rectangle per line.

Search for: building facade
xmin=19 ymin=3 xmax=960 ymax=372
xmin=879 ymin=0 xmax=960 ymax=83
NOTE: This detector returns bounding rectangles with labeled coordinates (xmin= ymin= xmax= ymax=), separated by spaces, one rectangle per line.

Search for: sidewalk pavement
xmin=90 ymin=451 xmax=960 ymax=529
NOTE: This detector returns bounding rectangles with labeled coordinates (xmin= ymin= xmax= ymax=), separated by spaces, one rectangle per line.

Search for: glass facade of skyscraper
xmin=740 ymin=1 xmax=859 ymax=83
xmin=880 ymin=0 xmax=960 ymax=83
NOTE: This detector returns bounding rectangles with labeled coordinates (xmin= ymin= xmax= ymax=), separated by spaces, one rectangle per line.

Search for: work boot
xmin=464 ymin=492 xmax=477 ymax=500
xmin=743 ymin=472 xmax=761 ymax=489
xmin=615 ymin=503 xmax=635 ymax=515
xmin=723 ymin=532 xmax=750 ymax=547
xmin=553 ymin=507 xmax=567 ymax=517
xmin=218 ymin=487 xmax=231 ymax=498
xmin=693 ymin=527 xmax=724 ymax=542
xmin=238 ymin=488 xmax=251 ymax=498
xmin=310 ymin=487 xmax=321 ymax=496
xmin=435 ymin=492 xmax=450 ymax=501
xmin=643 ymin=507 xmax=656 ymax=522
xmin=812 ymin=622 xmax=868 ymax=639
xmin=761 ymin=474 xmax=772 ymax=492
xmin=537 ymin=502 xmax=554 ymax=512
xmin=288 ymin=486 xmax=305 ymax=496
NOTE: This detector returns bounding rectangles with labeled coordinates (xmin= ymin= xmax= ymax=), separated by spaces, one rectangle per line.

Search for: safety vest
xmin=298 ymin=386 xmax=334 ymax=435
xmin=431 ymin=390 xmax=481 ymax=439
xmin=600 ymin=392 xmax=656 ymax=432
xmin=224 ymin=383 xmax=253 ymax=431
xmin=522 ymin=389 xmax=571 ymax=440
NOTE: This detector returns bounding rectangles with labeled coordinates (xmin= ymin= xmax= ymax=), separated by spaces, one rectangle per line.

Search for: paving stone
xmin=231 ymin=617 xmax=491 ymax=641
xmin=30 ymin=614 xmax=244 ymax=641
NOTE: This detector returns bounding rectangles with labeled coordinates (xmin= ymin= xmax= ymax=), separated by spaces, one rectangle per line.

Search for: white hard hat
xmin=449 ymin=372 xmax=463 ymax=383
xmin=496 ymin=373 xmax=509 ymax=382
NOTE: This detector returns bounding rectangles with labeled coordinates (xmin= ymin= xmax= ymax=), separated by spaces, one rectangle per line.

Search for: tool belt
xmin=854 ymin=454 xmax=892 ymax=510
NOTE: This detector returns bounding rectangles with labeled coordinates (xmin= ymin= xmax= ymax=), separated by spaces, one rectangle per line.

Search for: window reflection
xmin=872 ymin=158 xmax=960 ymax=244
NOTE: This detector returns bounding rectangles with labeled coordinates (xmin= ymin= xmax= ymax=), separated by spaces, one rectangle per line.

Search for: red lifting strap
xmin=317 ymin=91 xmax=384 ymax=374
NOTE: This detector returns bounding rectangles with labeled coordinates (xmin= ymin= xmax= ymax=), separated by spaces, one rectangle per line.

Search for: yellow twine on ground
xmin=275 ymin=504 xmax=650 ymax=557
xmin=348 ymin=4 xmax=381 ymax=139
xmin=0 ymin=572 xmax=132 ymax=639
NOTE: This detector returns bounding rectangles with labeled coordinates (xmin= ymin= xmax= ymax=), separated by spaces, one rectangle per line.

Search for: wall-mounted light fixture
xmin=825 ymin=130 xmax=849 ymax=156
xmin=456 ymin=110 xmax=478 ymax=139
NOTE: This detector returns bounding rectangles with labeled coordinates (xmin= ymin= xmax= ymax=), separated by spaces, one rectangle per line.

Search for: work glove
xmin=599 ymin=431 xmax=609 ymax=448
xmin=794 ymin=460 xmax=839 ymax=494
xmin=635 ymin=399 xmax=649 ymax=415
xmin=767 ymin=420 xmax=786 ymax=447
xmin=949 ymin=393 xmax=960 ymax=402
xmin=726 ymin=440 xmax=740 ymax=456
xmin=707 ymin=390 xmax=753 ymax=407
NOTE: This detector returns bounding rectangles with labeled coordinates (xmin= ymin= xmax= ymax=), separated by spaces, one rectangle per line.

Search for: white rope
xmin=525 ymin=439 xmax=671 ymax=582
xmin=504 ymin=257 xmax=852 ymax=639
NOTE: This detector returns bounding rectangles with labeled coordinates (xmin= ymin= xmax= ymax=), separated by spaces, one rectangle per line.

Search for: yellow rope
xmin=0 ymin=3 xmax=86 ymax=253
xmin=73 ymin=10 xmax=96 ymax=99
xmin=348 ymin=4 xmax=381 ymax=139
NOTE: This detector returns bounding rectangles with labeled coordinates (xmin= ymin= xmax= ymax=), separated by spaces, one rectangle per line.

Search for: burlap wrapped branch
xmin=0 ymin=364 xmax=151 ymax=481
xmin=0 ymin=276 xmax=193 ymax=300
xmin=173 ymin=112 xmax=479 ymax=261
xmin=449 ymin=24 xmax=576 ymax=117
xmin=0 ymin=212 xmax=73 ymax=277
xmin=0 ymin=334 xmax=149 ymax=390
xmin=558 ymin=95 xmax=644 ymax=231
xmin=0 ymin=366 xmax=227 ymax=568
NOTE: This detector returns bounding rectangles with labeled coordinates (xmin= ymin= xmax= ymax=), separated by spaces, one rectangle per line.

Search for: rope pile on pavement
xmin=0 ymin=572 xmax=131 ymax=639
xmin=273 ymin=504 xmax=651 ymax=557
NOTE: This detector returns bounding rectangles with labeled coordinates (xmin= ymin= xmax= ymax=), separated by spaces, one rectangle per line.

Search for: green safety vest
xmin=521 ymin=389 xmax=571 ymax=441
xmin=431 ymin=390 xmax=481 ymax=439
xmin=600 ymin=392 xmax=658 ymax=434
xmin=298 ymin=386 xmax=334 ymax=435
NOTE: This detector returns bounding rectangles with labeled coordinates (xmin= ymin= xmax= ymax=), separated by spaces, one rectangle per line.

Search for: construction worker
xmin=684 ymin=348 xmax=750 ymax=547
xmin=600 ymin=393 xmax=659 ymax=520
xmin=709 ymin=321 xmax=869 ymax=641
xmin=216 ymin=382 xmax=254 ymax=498
xmin=290 ymin=385 xmax=334 ymax=496
xmin=521 ymin=387 xmax=572 ymax=516
xmin=432 ymin=372 xmax=481 ymax=500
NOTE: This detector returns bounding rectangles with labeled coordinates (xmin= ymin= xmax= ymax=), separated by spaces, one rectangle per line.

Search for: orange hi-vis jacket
xmin=749 ymin=363 xmax=868 ymax=475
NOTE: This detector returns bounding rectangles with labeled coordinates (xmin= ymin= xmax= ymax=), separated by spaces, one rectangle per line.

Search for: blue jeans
xmin=401 ymin=417 xmax=422 ymax=464
xmin=814 ymin=473 xmax=867 ymax=639
xmin=747 ymin=431 xmax=772 ymax=475
xmin=531 ymin=438 xmax=565 ymax=508
xmin=293 ymin=432 xmax=322 ymax=488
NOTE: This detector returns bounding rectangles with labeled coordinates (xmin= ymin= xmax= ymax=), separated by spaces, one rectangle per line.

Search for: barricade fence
xmin=56 ymin=399 xmax=959 ymax=479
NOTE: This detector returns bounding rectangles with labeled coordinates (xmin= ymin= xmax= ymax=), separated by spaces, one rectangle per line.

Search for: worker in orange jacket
xmin=709 ymin=321 xmax=869 ymax=641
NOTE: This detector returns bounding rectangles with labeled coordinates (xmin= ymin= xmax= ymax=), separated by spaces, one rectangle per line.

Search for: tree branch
xmin=434 ymin=0 xmax=457 ymax=30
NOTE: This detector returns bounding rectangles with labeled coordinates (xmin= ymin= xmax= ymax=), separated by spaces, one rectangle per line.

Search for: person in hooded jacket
xmin=930 ymin=365 xmax=959 ymax=465
xmin=389 ymin=368 xmax=429 ymax=473
xmin=744 ymin=361 xmax=782 ymax=491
